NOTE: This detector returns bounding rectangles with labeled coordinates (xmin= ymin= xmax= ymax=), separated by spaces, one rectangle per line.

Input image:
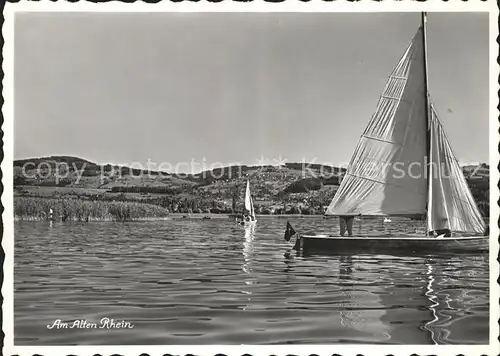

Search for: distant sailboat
xmin=295 ymin=13 xmax=488 ymax=254
xmin=238 ymin=180 xmax=257 ymax=226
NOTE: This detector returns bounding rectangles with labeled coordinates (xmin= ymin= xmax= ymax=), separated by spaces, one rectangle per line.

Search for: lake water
xmin=14 ymin=216 xmax=489 ymax=345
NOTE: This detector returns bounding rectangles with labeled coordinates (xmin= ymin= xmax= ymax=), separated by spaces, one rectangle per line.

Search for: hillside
xmin=13 ymin=155 xmax=489 ymax=216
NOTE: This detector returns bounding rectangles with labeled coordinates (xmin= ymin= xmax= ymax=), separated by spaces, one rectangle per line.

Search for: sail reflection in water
xmin=242 ymin=224 xmax=256 ymax=286
xmin=424 ymin=262 xmax=440 ymax=344
xmin=337 ymin=256 xmax=392 ymax=342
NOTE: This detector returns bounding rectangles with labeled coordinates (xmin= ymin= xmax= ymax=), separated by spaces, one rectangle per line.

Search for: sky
xmin=14 ymin=12 xmax=490 ymax=172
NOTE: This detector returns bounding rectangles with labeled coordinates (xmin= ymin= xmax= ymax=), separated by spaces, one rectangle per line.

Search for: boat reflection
xmin=339 ymin=255 xmax=353 ymax=280
xmin=241 ymin=224 xmax=256 ymax=310
xmin=337 ymin=256 xmax=392 ymax=341
xmin=297 ymin=252 xmax=451 ymax=343
xmin=289 ymin=252 xmax=392 ymax=341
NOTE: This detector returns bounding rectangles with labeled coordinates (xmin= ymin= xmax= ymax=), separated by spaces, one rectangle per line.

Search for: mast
xmin=422 ymin=12 xmax=432 ymax=231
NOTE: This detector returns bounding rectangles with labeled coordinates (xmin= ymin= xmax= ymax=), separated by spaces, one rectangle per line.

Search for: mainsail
xmin=325 ymin=20 xmax=486 ymax=235
xmin=427 ymin=104 xmax=486 ymax=233
xmin=244 ymin=180 xmax=255 ymax=219
xmin=326 ymin=27 xmax=428 ymax=217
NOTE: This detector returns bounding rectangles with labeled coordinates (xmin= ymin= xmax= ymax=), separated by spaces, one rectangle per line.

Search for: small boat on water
xmin=48 ymin=208 xmax=56 ymax=222
xmin=237 ymin=179 xmax=257 ymax=226
xmin=289 ymin=13 xmax=488 ymax=255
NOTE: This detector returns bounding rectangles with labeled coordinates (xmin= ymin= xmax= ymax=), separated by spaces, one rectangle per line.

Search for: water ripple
xmin=14 ymin=217 xmax=489 ymax=345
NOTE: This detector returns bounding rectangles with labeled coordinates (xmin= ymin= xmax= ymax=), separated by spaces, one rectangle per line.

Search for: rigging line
xmin=360 ymin=134 xmax=401 ymax=146
xmin=387 ymin=75 xmax=409 ymax=81
xmin=380 ymin=94 xmax=404 ymax=101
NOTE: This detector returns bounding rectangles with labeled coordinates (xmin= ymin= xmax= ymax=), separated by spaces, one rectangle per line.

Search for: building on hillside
xmin=462 ymin=164 xmax=489 ymax=179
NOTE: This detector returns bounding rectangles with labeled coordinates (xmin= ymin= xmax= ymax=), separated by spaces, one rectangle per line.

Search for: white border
xmin=2 ymin=1 xmax=499 ymax=355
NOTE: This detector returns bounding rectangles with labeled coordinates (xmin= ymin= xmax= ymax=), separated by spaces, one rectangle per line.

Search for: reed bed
xmin=14 ymin=197 xmax=170 ymax=221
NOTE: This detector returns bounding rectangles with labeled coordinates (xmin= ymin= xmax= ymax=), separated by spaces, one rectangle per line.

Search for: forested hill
xmin=13 ymin=156 xmax=489 ymax=216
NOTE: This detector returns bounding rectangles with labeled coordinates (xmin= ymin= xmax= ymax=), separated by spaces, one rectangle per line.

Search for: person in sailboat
xmin=339 ymin=215 xmax=354 ymax=237
xmin=428 ymin=217 xmax=452 ymax=237
xmin=430 ymin=228 xmax=452 ymax=238
xmin=243 ymin=211 xmax=255 ymax=222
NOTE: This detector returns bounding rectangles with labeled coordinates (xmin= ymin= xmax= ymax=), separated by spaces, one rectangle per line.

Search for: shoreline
xmin=13 ymin=214 xmax=329 ymax=222
xmin=14 ymin=213 xmax=421 ymax=222
xmin=14 ymin=216 xmax=173 ymax=222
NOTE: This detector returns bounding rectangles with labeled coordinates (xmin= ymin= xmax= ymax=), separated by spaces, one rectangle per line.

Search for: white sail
xmin=326 ymin=27 xmax=428 ymax=217
xmin=427 ymin=105 xmax=486 ymax=234
xmin=244 ymin=180 xmax=255 ymax=219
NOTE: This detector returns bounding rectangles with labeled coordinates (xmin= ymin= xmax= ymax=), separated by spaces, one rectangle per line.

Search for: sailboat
xmin=297 ymin=13 xmax=488 ymax=254
xmin=237 ymin=179 xmax=257 ymax=226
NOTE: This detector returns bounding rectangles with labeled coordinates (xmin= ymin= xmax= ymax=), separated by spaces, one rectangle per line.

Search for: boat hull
xmin=299 ymin=234 xmax=488 ymax=255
